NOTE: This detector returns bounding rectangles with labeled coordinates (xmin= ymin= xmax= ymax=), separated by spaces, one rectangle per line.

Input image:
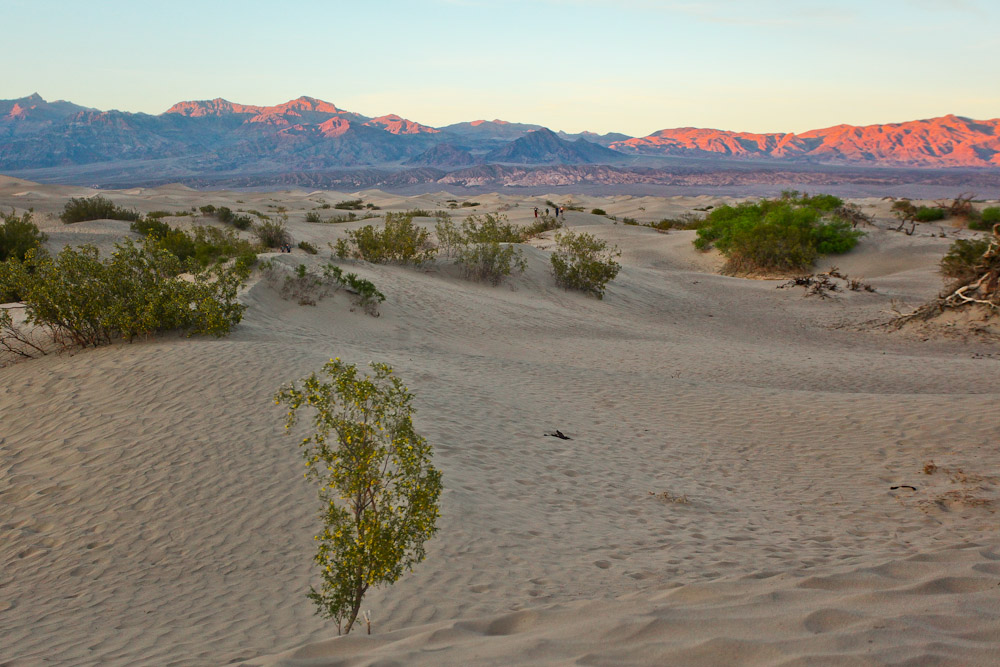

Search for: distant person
xmin=545 ymin=208 xmax=549 ymax=216
xmin=534 ymin=207 xmax=538 ymax=218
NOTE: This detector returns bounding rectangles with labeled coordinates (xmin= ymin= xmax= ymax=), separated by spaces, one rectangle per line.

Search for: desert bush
xmin=454 ymin=240 xmax=526 ymax=286
xmin=253 ymin=219 xmax=291 ymax=249
xmin=651 ymin=214 xmax=704 ymax=231
xmin=550 ymin=230 xmax=621 ymax=299
xmin=261 ymin=261 xmax=325 ymax=306
xmin=334 ymin=199 xmax=365 ymax=210
xmin=322 ymin=264 xmax=386 ymax=315
xmin=971 ymin=206 xmax=1000 ymax=231
xmin=305 ymin=212 xmax=323 ymax=223
xmin=591 ymin=208 xmax=607 ymax=216
xmin=336 ymin=212 xmax=434 ymax=265
xmin=215 ymin=206 xmax=234 ymax=223
xmin=146 ymin=225 xmax=260 ymax=270
xmin=260 ymin=260 xmax=384 ymax=314
xmin=206 ymin=205 xmax=252 ymax=230
xmin=275 ymin=359 xmax=442 ymax=634
xmin=694 ymin=198 xmax=863 ymax=274
xmin=621 ymin=217 xmax=639 ymax=226
xmin=460 ymin=201 xmax=480 ymax=208
xmin=0 ymin=239 xmax=247 ymax=357
xmin=833 ymin=204 xmax=873 ymax=228
xmin=1 ymin=211 xmax=47 ymax=263
xmin=229 ymin=214 xmax=253 ymax=230
xmin=130 ymin=218 xmax=171 ymax=238
xmin=786 ymin=192 xmax=844 ymax=211
xmin=914 ymin=206 xmax=946 ymax=222
xmin=298 ymin=240 xmax=318 ymax=254
xmin=60 ymin=195 xmax=141 ymax=224
xmin=520 ymin=215 xmax=561 ymax=239
xmin=459 ymin=213 xmax=522 ymax=243
xmin=433 ymin=214 xmax=461 ymax=258
xmin=940 ymin=238 xmax=992 ymax=284
xmin=437 ymin=214 xmax=527 ymax=285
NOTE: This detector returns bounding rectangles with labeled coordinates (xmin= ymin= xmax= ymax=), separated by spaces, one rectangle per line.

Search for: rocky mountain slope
xmin=612 ymin=115 xmax=1000 ymax=167
xmin=1 ymin=94 xmax=998 ymax=188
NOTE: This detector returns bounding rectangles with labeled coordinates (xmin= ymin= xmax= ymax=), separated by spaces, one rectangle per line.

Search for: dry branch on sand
xmin=894 ymin=224 xmax=1000 ymax=325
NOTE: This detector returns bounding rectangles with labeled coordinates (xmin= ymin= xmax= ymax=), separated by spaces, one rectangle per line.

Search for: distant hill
xmin=404 ymin=143 xmax=477 ymax=167
xmin=611 ymin=115 xmax=1000 ymax=167
xmin=484 ymin=128 xmax=625 ymax=165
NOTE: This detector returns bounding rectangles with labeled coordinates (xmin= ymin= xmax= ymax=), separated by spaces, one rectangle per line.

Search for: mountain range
xmin=1 ymin=93 xmax=999 ymax=190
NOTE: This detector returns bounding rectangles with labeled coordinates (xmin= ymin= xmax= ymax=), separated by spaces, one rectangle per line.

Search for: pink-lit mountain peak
xmin=364 ymin=114 xmax=440 ymax=135
xmin=612 ymin=115 xmax=1000 ymax=166
xmin=267 ymin=96 xmax=344 ymax=115
xmin=164 ymin=98 xmax=265 ymax=117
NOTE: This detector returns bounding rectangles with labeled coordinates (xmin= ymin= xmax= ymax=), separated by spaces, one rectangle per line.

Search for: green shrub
xmin=436 ymin=214 xmax=528 ymax=285
xmin=130 ymin=218 xmax=171 ymax=238
xmin=298 ymin=240 xmax=318 ymax=254
xmin=914 ymin=206 xmax=946 ymax=222
xmin=336 ymin=212 xmax=434 ymax=265
xmin=322 ymin=264 xmax=386 ymax=315
xmin=1 ymin=211 xmax=47 ymax=263
xmin=60 ymin=195 xmax=140 ymax=224
xmin=694 ymin=197 xmax=863 ymax=274
xmin=649 ymin=214 xmax=704 ymax=231
xmin=940 ymin=238 xmax=991 ymax=283
xmin=433 ymin=214 xmax=461 ymax=258
xmin=275 ymin=360 xmax=441 ymax=635
xmin=460 ymin=213 xmax=522 ymax=243
xmin=199 ymin=205 xmax=217 ymax=216
xmin=460 ymin=201 xmax=480 ymax=208
xmin=520 ymin=215 xmax=562 ymax=239
xmin=305 ymin=212 xmax=323 ymax=223
xmin=621 ymin=217 xmax=639 ymax=226
xmin=146 ymin=210 xmax=190 ymax=219
xmin=253 ymin=220 xmax=291 ymax=249
xmin=334 ymin=199 xmax=365 ymax=210
xmin=788 ymin=193 xmax=844 ymax=211
xmin=550 ymin=230 xmax=621 ymax=299
xmin=0 ymin=238 xmax=247 ymax=356
xmin=971 ymin=206 xmax=1000 ymax=231
xmin=230 ymin=214 xmax=253 ymax=231
xmin=151 ymin=225 xmax=260 ymax=270
xmin=591 ymin=208 xmax=607 ymax=216
xmin=454 ymin=242 xmax=525 ymax=285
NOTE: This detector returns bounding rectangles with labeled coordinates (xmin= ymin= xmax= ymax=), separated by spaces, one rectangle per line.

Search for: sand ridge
xmin=1 ymin=180 xmax=998 ymax=666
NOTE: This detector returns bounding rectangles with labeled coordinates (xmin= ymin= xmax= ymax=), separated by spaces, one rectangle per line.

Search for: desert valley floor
xmin=1 ymin=177 xmax=998 ymax=666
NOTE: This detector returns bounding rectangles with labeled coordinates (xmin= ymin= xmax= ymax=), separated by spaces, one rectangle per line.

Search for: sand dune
xmin=1 ymin=181 xmax=998 ymax=666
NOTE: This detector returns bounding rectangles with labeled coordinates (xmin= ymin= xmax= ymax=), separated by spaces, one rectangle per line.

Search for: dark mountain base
xmin=7 ymin=160 xmax=1000 ymax=199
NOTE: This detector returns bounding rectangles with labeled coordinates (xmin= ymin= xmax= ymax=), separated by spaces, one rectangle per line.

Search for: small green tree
xmin=940 ymin=237 xmax=992 ymax=284
xmin=60 ymin=195 xmax=141 ymax=223
xmin=444 ymin=214 xmax=527 ymax=285
xmin=0 ymin=238 xmax=247 ymax=356
xmin=550 ymin=230 xmax=621 ymax=299
xmin=0 ymin=210 xmax=47 ymax=264
xmin=336 ymin=212 xmax=435 ymax=265
xmin=275 ymin=360 xmax=442 ymax=635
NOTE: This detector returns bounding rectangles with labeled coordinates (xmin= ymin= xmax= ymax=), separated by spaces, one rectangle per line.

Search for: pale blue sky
xmin=3 ymin=0 xmax=997 ymax=135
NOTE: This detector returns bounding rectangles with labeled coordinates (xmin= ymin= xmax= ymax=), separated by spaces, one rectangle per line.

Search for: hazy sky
xmin=4 ymin=0 xmax=998 ymax=136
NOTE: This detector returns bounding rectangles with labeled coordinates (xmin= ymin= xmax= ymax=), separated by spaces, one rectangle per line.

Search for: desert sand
xmin=1 ymin=177 xmax=998 ymax=666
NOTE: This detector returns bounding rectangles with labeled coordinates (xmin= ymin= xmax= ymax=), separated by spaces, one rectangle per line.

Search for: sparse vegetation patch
xmin=694 ymin=193 xmax=863 ymax=275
